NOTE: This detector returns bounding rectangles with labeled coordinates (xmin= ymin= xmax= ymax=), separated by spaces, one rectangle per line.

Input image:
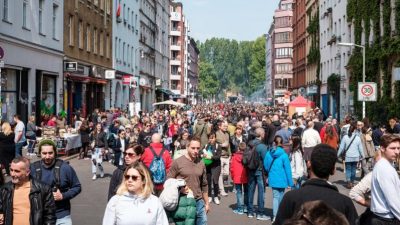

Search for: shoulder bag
xmin=340 ymin=135 xmax=356 ymax=161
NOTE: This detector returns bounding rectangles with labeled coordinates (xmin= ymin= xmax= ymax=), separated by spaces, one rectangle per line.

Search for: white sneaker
xmin=214 ymin=197 xmax=220 ymax=205
xmin=208 ymin=198 xmax=212 ymax=203
xmin=100 ymin=172 xmax=104 ymax=178
xmin=92 ymin=174 xmax=97 ymax=180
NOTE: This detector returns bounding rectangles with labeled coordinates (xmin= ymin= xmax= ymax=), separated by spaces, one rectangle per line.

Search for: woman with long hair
xmin=173 ymin=130 xmax=190 ymax=159
xmin=79 ymin=118 xmax=91 ymax=159
xmin=337 ymin=122 xmax=365 ymax=189
xmin=90 ymin=123 xmax=108 ymax=180
xmin=103 ymin=161 xmax=168 ymax=225
xmin=289 ymin=136 xmax=306 ymax=189
xmin=323 ymin=124 xmax=339 ymax=150
xmin=0 ymin=122 xmax=15 ymax=176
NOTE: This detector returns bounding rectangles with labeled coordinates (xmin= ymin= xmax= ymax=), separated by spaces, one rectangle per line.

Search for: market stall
xmin=288 ymin=96 xmax=315 ymax=118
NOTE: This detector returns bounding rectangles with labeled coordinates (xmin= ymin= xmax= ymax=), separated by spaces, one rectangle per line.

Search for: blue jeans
xmin=15 ymin=142 xmax=24 ymax=157
xmin=196 ymin=199 xmax=207 ymax=225
xmin=345 ymin=161 xmax=357 ymax=183
xmin=272 ymin=188 xmax=285 ymax=218
xmin=247 ymin=169 xmax=265 ymax=215
xmin=56 ymin=215 xmax=72 ymax=225
xmin=235 ymin=184 xmax=248 ymax=211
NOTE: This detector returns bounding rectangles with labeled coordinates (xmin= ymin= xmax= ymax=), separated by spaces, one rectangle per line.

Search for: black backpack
xmin=242 ymin=142 xmax=261 ymax=170
xmin=32 ymin=159 xmax=64 ymax=189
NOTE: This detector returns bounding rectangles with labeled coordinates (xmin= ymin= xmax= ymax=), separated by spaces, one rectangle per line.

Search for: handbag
xmin=341 ymin=135 xmax=356 ymax=161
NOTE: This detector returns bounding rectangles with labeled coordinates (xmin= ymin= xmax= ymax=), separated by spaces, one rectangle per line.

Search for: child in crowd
xmin=230 ymin=142 xmax=248 ymax=214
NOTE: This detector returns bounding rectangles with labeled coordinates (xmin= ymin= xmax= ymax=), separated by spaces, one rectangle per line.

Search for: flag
xmin=116 ymin=2 xmax=121 ymax=17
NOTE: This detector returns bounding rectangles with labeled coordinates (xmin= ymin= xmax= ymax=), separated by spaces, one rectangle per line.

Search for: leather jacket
xmin=0 ymin=178 xmax=56 ymax=225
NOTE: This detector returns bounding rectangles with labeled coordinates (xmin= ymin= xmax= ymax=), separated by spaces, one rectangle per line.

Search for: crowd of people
xmin=0 ymin=103 xmax=399 ymax=225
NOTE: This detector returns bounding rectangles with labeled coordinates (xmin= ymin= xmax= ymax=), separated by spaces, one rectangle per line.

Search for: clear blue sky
xmin=176 ymin=0 xmax=279 ymax=42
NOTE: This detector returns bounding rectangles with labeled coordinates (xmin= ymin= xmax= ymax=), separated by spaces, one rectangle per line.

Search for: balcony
xmin=170 ymin=74 xmax=181 ymax=80
xmin=170 ymin=28 xmax=181 ymax=36
xmin=170 ymin=59 xmax=181 ymax=65
xmin=170 ymin=44 xmax=181 ymax=51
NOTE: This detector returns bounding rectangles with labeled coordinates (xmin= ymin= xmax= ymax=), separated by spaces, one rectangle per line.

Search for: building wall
xmin=169 ymin=2 xmax=184 ymax=96
xmin=63 ymin=0 xmax=112 ymax=68
xmin=305 ymin=0 xmax=319 ymax=103
xmin=187 ymin=38 xmax=199 ymax=103
xmin=266 ymin=24 xmax=274 ymax=100
xmin=155 ymin=0 xmax=170 ymax=90
xmin=273 ymin=0 xmax=294 ymax=103
xmin=292 ymin=0 xmax=307 ymax=92
xmin=112 ymin=0 xmax=140 ymax=110
xmin=0 ymin=0 xmax=64 ymax=123
xmin=319 ymin=0 xmax=350 ymax=119
xmin=139 ymin=0 xmax=156 ymax=112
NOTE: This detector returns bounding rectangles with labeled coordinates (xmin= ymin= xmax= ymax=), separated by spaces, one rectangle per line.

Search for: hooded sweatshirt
xmin=264 ymin=146 xmax=294 ymax=188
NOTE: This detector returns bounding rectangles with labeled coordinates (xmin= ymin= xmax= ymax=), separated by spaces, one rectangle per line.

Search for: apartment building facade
xmin=292 ymin=0 xmax=307 ymax=95
xmin=266 ymin=24 xmax=274 ymax=101
xmin=305 ymin=0 xmax=319 ymax=104
xmin=319 ymin=0 xmax=351 ymax=120
xmin=111 ymin=0 xmax=140 ymax=112
xmin=187 ymin=38 xmax=199 ymax=104
xmin=0 ymin=0 xmax=64 ymax=124
xmin=63 ymin=0 xmax=112 ymax=121
xmin=273 ymin=0 xmax=294 ymax=105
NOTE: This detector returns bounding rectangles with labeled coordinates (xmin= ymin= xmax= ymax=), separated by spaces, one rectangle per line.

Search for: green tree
xmin=198 ymin=62 xmax=220 ymax=98
xmin=247 ymin=36 xmax=266 ymax=95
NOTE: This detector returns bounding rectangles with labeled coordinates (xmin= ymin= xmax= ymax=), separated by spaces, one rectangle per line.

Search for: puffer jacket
xmin=166 ymin=195 xmax=196 ymax=225
xmin=264 ymin=146 xmax=294 ymax=188
xmin=0 ymin=178 xmax=56 ymax=225
xmin=230 ymin=151 xmax=248 ymax=184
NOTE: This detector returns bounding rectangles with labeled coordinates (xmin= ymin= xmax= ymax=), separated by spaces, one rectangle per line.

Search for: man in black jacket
xmin=107 ymin=144 xmax=143 ymax=200
xmin=273 ymin=144 xmax=358 ymax=225
xmin=0 ymin=156 xmax=56 ymax=225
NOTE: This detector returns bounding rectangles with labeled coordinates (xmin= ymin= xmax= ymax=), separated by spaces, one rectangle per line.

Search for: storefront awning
xmin=156 ymin=88 xmax=175 ymax=96
xmin=65 ymin=73 xmax=108 ymax=84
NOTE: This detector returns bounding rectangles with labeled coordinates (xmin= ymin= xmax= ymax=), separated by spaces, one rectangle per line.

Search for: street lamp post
xmin=337 ymin=42 xmax=366 ymax=119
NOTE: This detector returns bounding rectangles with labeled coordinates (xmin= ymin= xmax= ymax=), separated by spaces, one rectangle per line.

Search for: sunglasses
xmin=124 ymin=175 xmax=140 ymax=181
xmin=123 ymin=152 xmax=136 ymax=157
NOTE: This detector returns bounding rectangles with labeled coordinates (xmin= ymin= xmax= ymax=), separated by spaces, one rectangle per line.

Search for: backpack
xmin=149 ymin=146 xmax=167 ymax=184
xmin=32 ymin=159 xmax=64 ymax=189
xmin=242 ymin=142 xmax=261 ymax=170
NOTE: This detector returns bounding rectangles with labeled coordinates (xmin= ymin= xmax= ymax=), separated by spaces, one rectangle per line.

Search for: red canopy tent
xmin=288 ymin=96 xmax=315 ymax=117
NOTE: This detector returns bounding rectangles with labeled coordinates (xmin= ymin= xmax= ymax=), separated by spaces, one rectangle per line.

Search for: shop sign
xmin=122 ymin=75 xmax=131 ymax=85
xmin=105 ymin=70 xmax=115 ymax=79
xmin=307 ymin=85 xmax=318 ymax=95
xmin=64 ymin=62 xmax=78 ymax=72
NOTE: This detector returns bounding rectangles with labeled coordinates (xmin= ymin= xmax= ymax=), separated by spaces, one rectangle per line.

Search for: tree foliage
xmin=197 ymin=36 xmax=266 ymax=99
xmin=198 ymin=62 xmax=220 ymax=98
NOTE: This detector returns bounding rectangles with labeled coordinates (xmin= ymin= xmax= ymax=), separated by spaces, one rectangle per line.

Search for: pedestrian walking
xmin=90 ymin=123 xmax=108 ymax=180
xmin=301 ymin=121 xmax=321 ymax=162
xmin=30 ymin=139 xmax=82 ymax=225
xmin=13 ymin=114 xmax=26 ymax=157
xmin=363 ymin=134 xmax=400 ymax=225
xmin=264 ymin=135 xmax=294 ymax=222
xmin=273 ymin=144 xmax=358 ymax=225
xmin=337 ymin=122 xmax=364 ymax=189
xmin=108 ymin=144 xmax=144 ymax=200
xmin=26 ymin=115 xmax=41 ymax=156
xmin=201 ymin=133 xmax=222 ymax=205
xmin=0 ymin=156 xmax=56 ymax=225
xmin=289 ymin=136 xmax=306 ymax=189
xmin=103 ymin=161 xmax=169 ymax=225
xmin=230 ymin=142 xmax=248 ymax=215
xmin=0 ymin=122 xmax=15 ymax=176
xmin=167 ymin=137 xmax=210 ymax=225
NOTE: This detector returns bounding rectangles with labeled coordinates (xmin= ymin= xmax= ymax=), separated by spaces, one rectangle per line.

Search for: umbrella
xmin=153 ymin=100 xmax=186 ymax=107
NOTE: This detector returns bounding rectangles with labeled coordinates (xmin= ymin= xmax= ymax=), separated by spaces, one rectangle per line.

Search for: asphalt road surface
xmin=53 ymin=156 xmax=366 ymax=225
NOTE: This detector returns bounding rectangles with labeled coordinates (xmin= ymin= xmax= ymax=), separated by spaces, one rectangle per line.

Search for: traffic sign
xmin=0 ymin=46 xmax=4 ymax=59
xmin=358 ymin=82 xmax=377 ymax=101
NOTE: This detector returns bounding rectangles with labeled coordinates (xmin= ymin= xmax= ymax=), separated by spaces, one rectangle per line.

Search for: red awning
xmin=288 ymin=96 xmax=315 ymax=107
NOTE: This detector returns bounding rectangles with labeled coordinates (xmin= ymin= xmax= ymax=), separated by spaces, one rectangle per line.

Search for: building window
xmin=52 ymin=4 xmax=58 ymax=39
xmin=41 ymin=75 xmax=57 ymax=117
xmin=99 ymin=31 xmax=104 ymax=56
xmin=39 ymin=0 xmax=44 ymax=34
xmin=78 ymin=20 xmax=83 ymax=49
xmin=68 ymin=15 xmax=74 ymax=46
xmin=275 ymin=32 xmax=292 ymax=43
xmin=100 ymin=0 xmax=104 ymax=10
xmin=23 ymin=0 xmax=28 ymax=28
xmin=275 ymin=48 xmax=293 ymax=58
xmin=3 ymin=0 xmax=9 ymax=21
xmin=93 ymin=28 xmax=98 ymax=54
xmin=106 ymin=34 xmax=110 ymax=59
xmin=0 ymin=69 xmax=17 ymax=122
xmin=86 ymin=25 xmax=91 ymax=52
xmin=94 ymin=0 xmax=98 ymax=7
xmin=123 ymin=42 xmax=125 ymax=64
xmin=275 ymin=63 xmax=293 ymax=74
